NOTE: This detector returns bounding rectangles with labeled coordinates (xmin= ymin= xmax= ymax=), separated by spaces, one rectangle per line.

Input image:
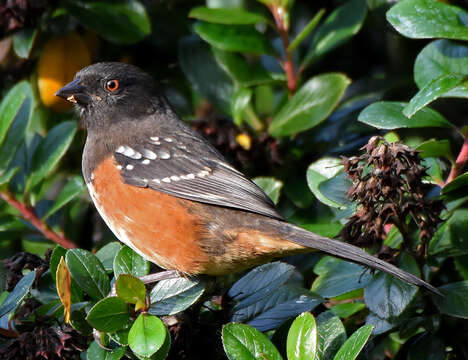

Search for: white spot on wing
xmin=142 ymin=159 xmax=150 ymax=165
xmin=116 ymin=146 xmax=125 ymax=153
xmin=164 ymin=138 xmax=173 ymax=142
xmin=152 ymin=178 xmax=161 ymax=184
xmin=186 ymin=173 xmax=195 ymax=179
xmin=197 ymin=170 xmax=209 ymax=178
xmin=126 ymin=164 xmax=134 ymax=170
xmin=158 ymin=151 xmax=170 ymax=159
xmin=116 ymin=165 xmax=123 ymax=170
xmin=170 ymin=175 xmax=180 ymax=181
xmin=142 ymin=149 xmax=157 ymax=159
xmin=162 ymin=177 xmax=171 ymax=183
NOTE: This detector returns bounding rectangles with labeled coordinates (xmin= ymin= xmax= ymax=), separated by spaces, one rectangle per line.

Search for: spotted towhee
xmin=56 ymin=62 xmax=440 ymax=295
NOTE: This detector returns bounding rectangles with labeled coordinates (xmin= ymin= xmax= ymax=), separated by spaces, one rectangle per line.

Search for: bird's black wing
xmin=113 ymin=125 xmax=284 ymax=221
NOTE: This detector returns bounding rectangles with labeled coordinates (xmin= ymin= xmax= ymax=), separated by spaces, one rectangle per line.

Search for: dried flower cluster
xmin=341 ymin=136 xmax=444 ymax=256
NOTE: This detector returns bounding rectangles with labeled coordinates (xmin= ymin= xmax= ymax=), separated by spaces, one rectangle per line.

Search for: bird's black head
xmin=56 ymin=62 xmax=165 ymax=130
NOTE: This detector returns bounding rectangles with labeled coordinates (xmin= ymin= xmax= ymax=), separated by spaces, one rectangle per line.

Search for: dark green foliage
xmin=0 ymin=0 xmax=468 ymax=359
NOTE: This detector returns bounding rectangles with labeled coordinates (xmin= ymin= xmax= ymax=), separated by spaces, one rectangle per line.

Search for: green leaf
xmin=455 ymin=256 xmax=468 ymax=280
xmin=429 ymin=209 xmax=468 ymax=257
xmin=358 ymin=101 xmax=453 ymax=129
xmin=301 ymin=223 xmax=343 ymax=238
xmin=27 ymin=121 xmax=77 ymax=191
xmin=115 ymin=274 xmax=146 ymax=310
xmin=113 ymin=245 xmax=150 ymax=278
xmin=149 ymin=277 xmax=205 ymax=316
xmin=66 ymin=249 xmax=110 ymax=300
xmin=363 ymin=253 xmax=420 ymax=319
xmin=86 ymin=296 xmax=131 ymax=332
xmin=189 ymin=6 xmax=269 ymax=25
xmin=151 ymin=327 xmax=171 ymax=360
xmin=232 ymin=88 xmax=253 ymax=125
xmin=0 ymin=81 xmax=34 ymax=173
xmin=49 ymin=245 xmax=67 ymax=282
xmin=96 ymin=242 xmax=122 ymax=273
xmin=442 ymin=172 xmax=468 ymax=195
xmin=386 ymin=0 xmax=468 ymax=40
xmin=179 ymin=36 xmax=234 ymax=114
xmin=287 ymin=312 xmax=317 ymax=360
xmin=311 ymin=257 xmax=372 ymax=298
xmin=269 ymin=73 xmax=350 ymax=137
xmin=303 ymin=0 xmax=367 ymax=67
xmin=407 ymin=332 xmax=445 ymax=360
xmin=316 ymin=312 xmax=346 ymax=360
xmin=12 ymin=28 xmax=37 ymax=59
xmin=332 ymin=324 xmax=373 ymax=360
xmin=317 ymin=172 xmax=351 ymax=209
xmin=414 ymin=40 xmax=468 ymax=91
xmin=194 ymin=22 xmax=275 ymax=55
xmin=42 ymin=176 xmax=85 ymax=220
xmin=0 ymin=167 xmax=19 ymax=187
xmin=253 ymin=177 xmax=283 ymax=205
xmin=0 ymin=270 xmax=35 ymax=318
xmin=415 ymin=139 xmax=453 ymax=160
xmin=63 ymin=0 xmax=151 ymax=45
xmin=222 ymin=323 xmax=282 ymax=360
xmin=403 ymin=75 xmax=465 ymax=117
xmin=128 ymin=313 xmax=167 ymax=357
xmin=330 ymin=302 xmax=366 ymax=318
xmin=86 ymin=341 xmax=126 ymax=360
xmin=306 ymin=157 xmax=344 ymax=208
xmin=433 ymin=281 xmax=468 ymax=318
xmin=213 ymin=49 xmax=278 ymax=87
xmin=288 ymin=9 xmax=325 ymax=53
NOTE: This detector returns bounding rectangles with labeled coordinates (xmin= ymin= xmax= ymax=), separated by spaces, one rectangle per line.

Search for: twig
xmin=0 ymin=191 xmax=77 ymax=249
xmin=444 ymin=134 xmax=468 ymax=186
xmin=269 ymin=5 xmax=297 ymax=94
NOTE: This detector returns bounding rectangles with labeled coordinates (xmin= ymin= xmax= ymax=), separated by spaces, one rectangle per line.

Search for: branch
xmin=0 ymin=191 xmax=77 ymax=249
xmin=444 ymin=134 xmax=468 ymax=186
xmin=269 ymin=5 xmax=297 ymax=94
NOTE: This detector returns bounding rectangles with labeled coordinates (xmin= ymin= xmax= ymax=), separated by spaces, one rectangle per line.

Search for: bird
xmin=55 ymin=62 xmax=440 ymax=296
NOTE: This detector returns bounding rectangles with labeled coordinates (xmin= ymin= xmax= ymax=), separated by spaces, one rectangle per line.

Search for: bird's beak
xmin=55 ymin=79 xmax=91 ymax=105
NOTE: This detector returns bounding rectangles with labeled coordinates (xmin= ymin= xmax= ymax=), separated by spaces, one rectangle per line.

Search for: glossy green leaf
xmin=151 ymin=327 xmax=171 ymax=360
xmin=269 ymin=73 xmax=350 ymax=137
xmin=66 ymin=249 xmax=110 ymax=300
xmin=403 ymin=75 xmax=465 ymax=117
xmin=96 ymin=242 xmax=122 ymax=273
xmin=303 ymin=0 xmax=367 ymax=67
xmin=442 ymin=172 xmax=468 ymax=195
xmin=433 ymin=281 xmax=468 ymax=318
xmin=312 ymin=257 xmax=372 ymax=298
xmin=306 ymin=157 xmax=344 ymax=208
xmin=332 ymin=324 xmax=373 ymax=360
xmin=233 ymin=285 xmax=322 ymax=332
xmin=12 ymin=28 xmax=37 ymax=59
xmin=63 ymin=0 xmax=151 ymax=44
xmin=42 ymin=176 xmax=85 ymax=220
xmin=128 ymin=313 xmax=167 ymax=357
xmin=364 ymin=253 xmax=420 ymax=319
xmin=455 ymin=256 xmax=468 ymax=280
xmin=27 ymin=121 xmax=77 ymax=191
xmin=316 ymin=312 xmax=347 ymax=360
xmin=330 ymin=302 xmax=366 ymax=318
xmin=49 ymin=245 xmax=67 ymax=282
xmin=194 ymin=22 xmax=275 ymax=55
xmin=358 ymin=101 xmax=453 ymax=129
xmin=213 ymin=49 xmax=278 ymax=87
xmin=415 ymin=139 xmax=453 ymax=160
xmin=113 ymin=245 xmax=150 ymax=278
xmin=253 ymin=177 xmax=283 ymax=205
xmin=0 ymin=270 xmax=35 ymax=318
xmin=86 ymin=341 xmax=126 ymax=360
xmin=179 ymin=36 xmax=234 ymax=113
xmin=222 ymin=323 xmax=282 ymax=360
xmin=387 ymin=0 xmax=468 ymax=40
xmin=189 ymin=6 xmax=269 ymax=25
xmin=149 ymin=277 xmax=205 ymax=316
xmin=232 ymin=88 xmax=253 ymax=125
xmin=318 ymin=172 xmax=351 ymax=209
xmin=414 ymin=40 xmax=468 ymax=92
xmin=287 ymin=312 xmax=317 ymax=360
xmin=0 ymin=81 xmax=34 ymax=173
xmin=0 ymin=167 xmax=19 ymax=187
xmin=429 ymin=209 xmax=468 ymax=257
xmin=115 ymin=274 xmax=146 ymax=310
xmin=301 ymin=223 xmax=343 ymax=239
xmin=86 ymin=296 xmax=131 ymax=332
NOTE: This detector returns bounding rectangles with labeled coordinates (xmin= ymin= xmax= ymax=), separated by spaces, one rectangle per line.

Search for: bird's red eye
xmin=106 ymin=80 xmax=119 ymax=92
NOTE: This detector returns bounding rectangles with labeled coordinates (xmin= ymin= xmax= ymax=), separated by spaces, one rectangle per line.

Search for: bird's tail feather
xmin=285 ymin=224 xmax=442 ymax=296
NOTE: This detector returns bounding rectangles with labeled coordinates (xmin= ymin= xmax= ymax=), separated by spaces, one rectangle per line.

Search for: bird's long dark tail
xmin=282 ymin=222 xmax=442 ymax=296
